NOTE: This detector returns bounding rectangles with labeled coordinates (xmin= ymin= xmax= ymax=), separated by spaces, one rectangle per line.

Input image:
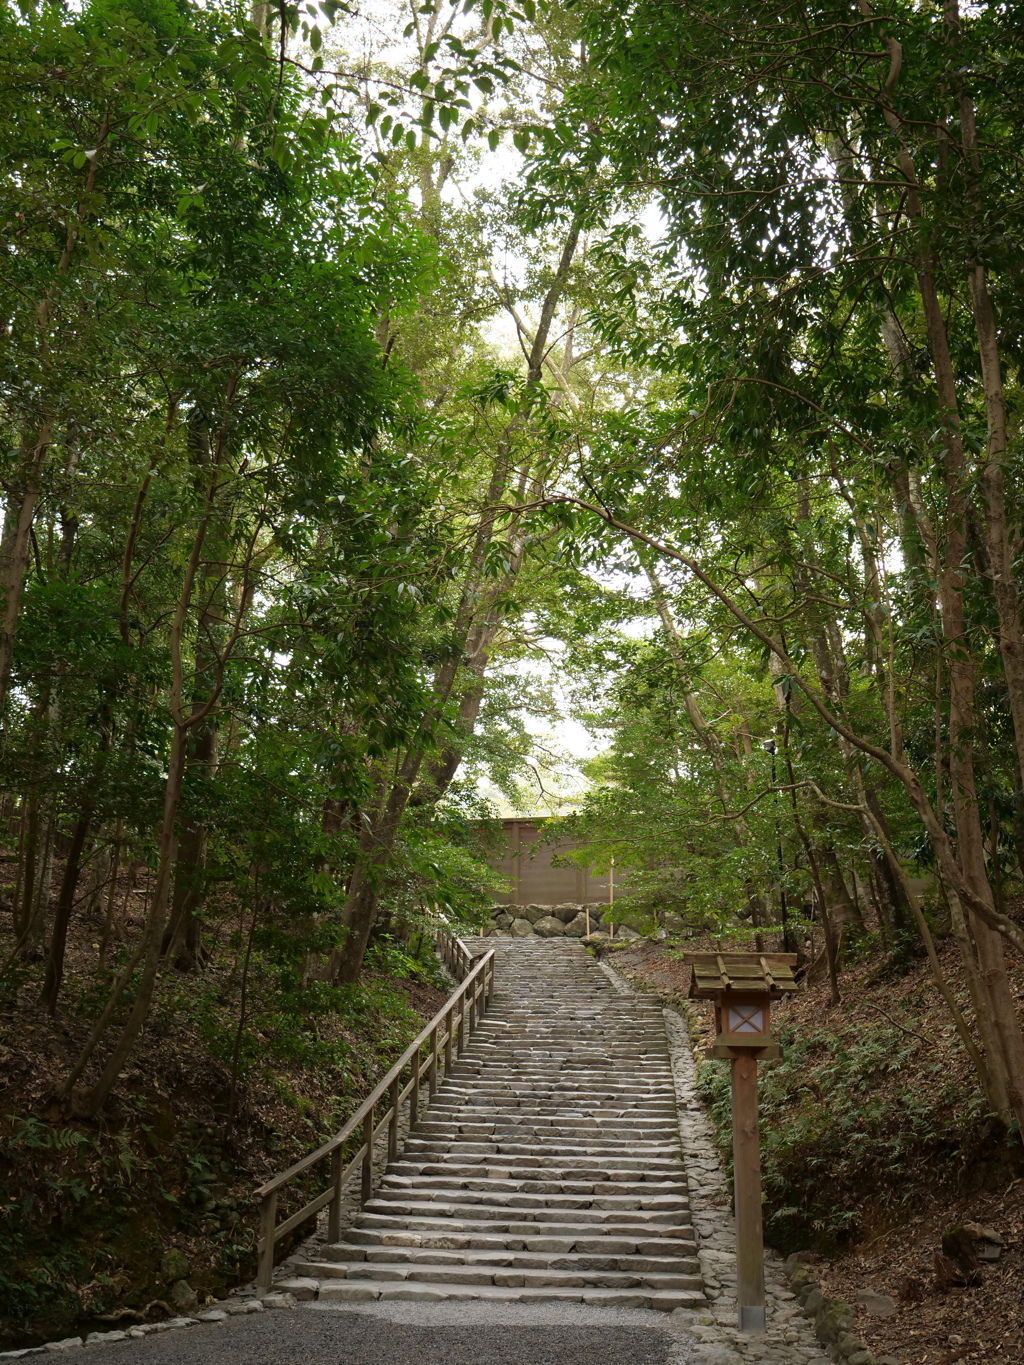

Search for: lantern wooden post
xmin=685 ymin=952 xmax=799 ymax=1335
xmin=731 ymin=1051 xmax=765 ymax=1330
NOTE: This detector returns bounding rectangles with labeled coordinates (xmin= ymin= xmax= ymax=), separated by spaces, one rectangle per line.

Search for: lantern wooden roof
xmin=684 ymin=952 xmax=799 ymax=1000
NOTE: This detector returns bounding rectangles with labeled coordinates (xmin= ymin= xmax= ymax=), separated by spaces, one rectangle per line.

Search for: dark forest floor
xmin=0 ymin=863 xmax=447 ymax=1350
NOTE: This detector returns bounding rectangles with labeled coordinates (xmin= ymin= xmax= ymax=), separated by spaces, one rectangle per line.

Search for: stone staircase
xmin=292 ymin=939 xmax=706 ymax=1311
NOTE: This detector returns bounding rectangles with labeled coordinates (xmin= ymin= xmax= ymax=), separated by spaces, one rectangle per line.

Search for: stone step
xmin=349 ymin=1215 xmax=695 ymax=1243
xmin=437 ymin=1083 xmax=677 ymax=1096
xmin=402 ymin=1141 xmax=683 ymax=1162
xmin=417 ymin=1113 xmax=682 ymax=1124
xmin=313 ymin=1282 xmax=704 ymax=1310
xmin=373 ymin=1185 xmax=689 ymax=1210
xmin=436 ymin=1090 xmax=676 ymax=1102
xmin=451 ymin=1065 xmax=673 ymax=1076
xmin=410 ymin=1128 xmax=679 ymax=1143
xmin=297 ymin=1259 xmax=703 ymax=1292
xmin=426 ymin=1100 xmax=679 ymax=1113
xmin=387 ymin=1163 xmax=686 ymax=1184
xmin=361 ymin=1199 xmax=689 ymax=1227
xmin=315 ymin=1245 xmax=700 ymax=1274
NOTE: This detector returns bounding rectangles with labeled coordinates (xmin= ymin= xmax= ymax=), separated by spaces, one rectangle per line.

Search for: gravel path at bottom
xmin=75 ymin=1303 xmax=678 ymax=1365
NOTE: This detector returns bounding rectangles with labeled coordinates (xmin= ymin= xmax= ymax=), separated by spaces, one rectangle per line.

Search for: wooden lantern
xmin=685 ymin=952 xmax=799 ymax=1333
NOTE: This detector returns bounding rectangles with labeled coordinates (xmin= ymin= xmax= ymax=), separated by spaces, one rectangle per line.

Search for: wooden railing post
xmin=362 ymin=1105 xmax=374 ymax=1204
xmin=444 ymin=1003 xmax=454 ymax=1072
xmin=388 ymin=1074 xmax=400 ymax=1163
xmin=257 ymin=1190 xmax=277 ymax=1294
xmin=411 ymin=1045 xmax=421 ymax=1127
xmin=327 ymin=1145 xmax=343 ymax=1243
xmin=428 ymin=1023 xmax=439 ymax=1096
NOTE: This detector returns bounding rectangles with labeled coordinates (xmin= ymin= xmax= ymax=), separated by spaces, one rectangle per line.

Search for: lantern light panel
xmin=727 ymin=1003 xmax=766 ymax=1035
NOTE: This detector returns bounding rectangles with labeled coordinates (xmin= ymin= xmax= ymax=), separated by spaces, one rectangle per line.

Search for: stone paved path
xmin=291 ymin=939 xmax=706 ymax=1311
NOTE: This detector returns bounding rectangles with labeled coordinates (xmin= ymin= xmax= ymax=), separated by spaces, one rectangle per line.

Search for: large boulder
xmin=522 ymin=905 xmax=548 ymax=924
xmin=533 ymin=915 xmax=566 ymax=937
xmin=169 ymin=1281 xmax=198 ymax=1313
xmin=510 ymin=917 xmax=534 ymax=937
xmin=564 ymin=912 xmax=589 ymax=937
xmin=551 ymin=903 xmax=582 ymax=923
xmin=160 ymin=1249 xmax=191 ymax=1283
xmin=493 ymin=911 xmax=513 ymax=929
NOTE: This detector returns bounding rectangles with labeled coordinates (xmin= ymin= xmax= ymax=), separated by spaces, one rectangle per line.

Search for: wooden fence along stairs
xmin=255 ymin=932 xmax=705 ymax=1309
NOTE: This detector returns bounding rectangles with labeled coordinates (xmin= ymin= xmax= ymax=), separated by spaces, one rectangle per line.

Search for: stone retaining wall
xmin=482 ymin=902 xmax=645 ymax=941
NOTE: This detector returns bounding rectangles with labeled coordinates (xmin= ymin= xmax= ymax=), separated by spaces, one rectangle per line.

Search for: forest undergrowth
xmin=608 ymin=933 xmax=1024 ymax=1364
xmin=0 ymin=852 xmax=448 ymax=1350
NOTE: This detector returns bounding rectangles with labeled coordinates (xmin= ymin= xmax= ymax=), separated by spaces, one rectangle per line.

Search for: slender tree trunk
xmin=0 ymin=426 xmax=53 ymax=720
xmin=941 ymin=877 xmax=1011 ymax=1121
xmin=10 ymin=798 xmax=28 ymax=938
xmin=40 ymin=809 xmax=92 ymax=1014
xmin=864 ymin=790 xmax=910 ymax=934
xmin=862 ymin=6 xmax=1024 ymax=1129
xmin=98 ymin=835 xmax=122 ymax=969
xmin=332 ymin=762 xmax=423 ymax=985
xmin=22 ymin=795 xmax=56 ymax=958
xmin=864 ymin=799 xmax=998 ymax=1104
xmin=70 ymin=393 xmax=240 ymax=1112
xmin=817 ymin=846 xmax=864 ymax=933
xmin=73 ymin=723 xmax=188 ymax=1116
xmin=330 ymin=224 xmax=583 ymax=984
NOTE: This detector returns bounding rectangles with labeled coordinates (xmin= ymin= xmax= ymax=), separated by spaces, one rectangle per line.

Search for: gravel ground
xmin=76 ymin=1305 xmax=678 ymax=1365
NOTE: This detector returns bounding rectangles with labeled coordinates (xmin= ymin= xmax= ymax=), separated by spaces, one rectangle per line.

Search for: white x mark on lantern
xmin=726 ymin=1003 xmax=766 ymax=1035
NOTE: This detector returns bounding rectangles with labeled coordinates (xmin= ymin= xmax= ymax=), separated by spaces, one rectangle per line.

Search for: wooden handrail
xmin=254 ymin=929 xmax=495 ymax=1293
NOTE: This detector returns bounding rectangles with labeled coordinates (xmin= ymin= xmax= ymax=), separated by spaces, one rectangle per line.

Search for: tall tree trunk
xmin=329 ymin=221 xmax=583 ymax=984
xmin=69 ymin=387 xmax=240 ymax=1113
xmin=21 ymin=795 xmax=56 ymax=959
xmin=817 ymin=846 xmax=864 ymax=934
xmin=331 ymin=762 xmax=423 ymax=985
xmin=0 ymin=124 xmax=109 ymax=719
xmin=0 ymin=427 xmax=51 ymax=720
xmin=864 ymin=1 xmax=1024 ymax=1131
xmin=40 ymin=809 xmax=92 ymax=1014
xmin=73 ymin=723 xmax=189 ymax=1116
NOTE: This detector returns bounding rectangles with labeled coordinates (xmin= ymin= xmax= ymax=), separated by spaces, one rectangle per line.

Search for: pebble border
xmin=0 ymin=1299 xmax=299 ymax=1358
